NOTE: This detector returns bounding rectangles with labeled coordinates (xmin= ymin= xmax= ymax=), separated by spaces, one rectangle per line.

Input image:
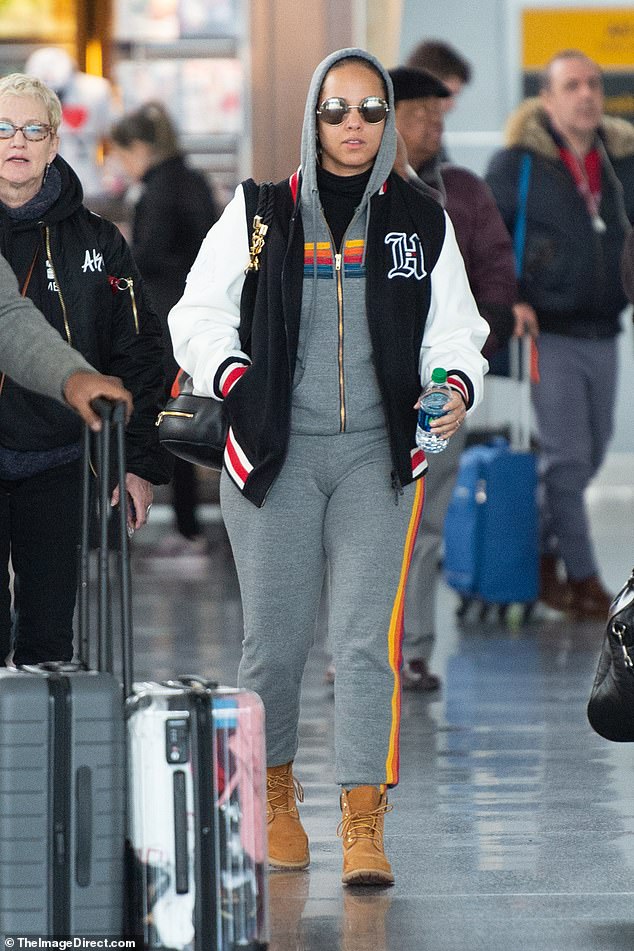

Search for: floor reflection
xmin=126 ymin=482 xmax=634 ymax=951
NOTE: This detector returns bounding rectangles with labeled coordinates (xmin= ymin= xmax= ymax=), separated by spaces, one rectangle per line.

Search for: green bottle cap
xmin=431 ymin=368 xmax=447 ymax=384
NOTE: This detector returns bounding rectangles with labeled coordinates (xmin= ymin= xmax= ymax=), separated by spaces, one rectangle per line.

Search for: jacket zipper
xmin=109 ymin=276 xmax=141 ymax=335
xmin=127 ymin=277 xmax=140 ymax=334
xmin=45 ymin=226 xmax=72 ymax=345
xmin=334 ymin=251 xmax=346 ymax=432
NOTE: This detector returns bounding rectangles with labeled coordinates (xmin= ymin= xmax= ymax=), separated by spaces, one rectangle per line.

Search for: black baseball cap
xmin=389 ymin=66 xmax=451 ymax=102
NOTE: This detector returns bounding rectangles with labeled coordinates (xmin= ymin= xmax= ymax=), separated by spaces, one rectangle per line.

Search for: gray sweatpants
xmin=220 ymin=428 xmax=423 ymax=787
xmin=403 ymin=425 xmax=467 ymax=659
xmin=531 ymin=332 xmax=617 ymax=580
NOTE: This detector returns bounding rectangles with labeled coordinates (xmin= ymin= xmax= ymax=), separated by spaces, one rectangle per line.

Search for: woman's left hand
xmin=413 ymin=391 xmax=467 ymax=440
xmin=111 ymin=473 xmax=154 ymax=532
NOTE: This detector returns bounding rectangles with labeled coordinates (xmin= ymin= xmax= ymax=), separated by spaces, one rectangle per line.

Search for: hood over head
xmin=300 ymin=47 xmax=397 ymax=203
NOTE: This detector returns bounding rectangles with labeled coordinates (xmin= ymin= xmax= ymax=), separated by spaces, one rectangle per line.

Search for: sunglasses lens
xmin=318 ymin=98 xmax=347 ymax=125
xmin=359 ymin=98 xmax=388 ymax=123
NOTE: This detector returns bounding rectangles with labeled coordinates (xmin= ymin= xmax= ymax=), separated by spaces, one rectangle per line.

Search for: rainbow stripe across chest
xmin=303 ymin=239 xmax=365 ymax=278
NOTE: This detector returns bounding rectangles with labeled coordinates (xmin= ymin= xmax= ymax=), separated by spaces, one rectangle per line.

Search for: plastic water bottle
xmin=416 ymin=368 xmax=451 ymax=453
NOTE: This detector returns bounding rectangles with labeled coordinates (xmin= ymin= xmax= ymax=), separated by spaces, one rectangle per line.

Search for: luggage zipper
xmin=48 ymin=674 xmax=72 ymax=935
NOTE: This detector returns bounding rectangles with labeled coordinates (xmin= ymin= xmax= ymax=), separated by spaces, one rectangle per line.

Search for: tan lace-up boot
xmin=338 ymin=786 xmax=394 ymax=886
xmin=266 ymin=762 xmax=310 ymax=870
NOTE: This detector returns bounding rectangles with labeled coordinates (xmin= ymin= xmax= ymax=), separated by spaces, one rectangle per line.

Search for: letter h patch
xmin=385 ymin=232 xmax=426 ymax=280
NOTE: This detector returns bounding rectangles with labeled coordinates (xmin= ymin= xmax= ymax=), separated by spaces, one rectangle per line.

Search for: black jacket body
xmin=0 ymin=154 xmax=171 ymax=484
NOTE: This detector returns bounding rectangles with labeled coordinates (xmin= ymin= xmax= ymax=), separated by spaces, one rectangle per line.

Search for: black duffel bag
xmin=587 ymin=568 xmax=634 ymax=741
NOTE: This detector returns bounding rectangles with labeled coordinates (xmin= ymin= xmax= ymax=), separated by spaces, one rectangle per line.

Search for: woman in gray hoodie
xmin=170 ymin=48 xmax=488 ymax=886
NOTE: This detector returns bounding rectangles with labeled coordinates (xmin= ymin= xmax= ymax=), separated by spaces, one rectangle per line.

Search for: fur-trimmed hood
xmin=504 ymin=97 xmax=634 ymax=161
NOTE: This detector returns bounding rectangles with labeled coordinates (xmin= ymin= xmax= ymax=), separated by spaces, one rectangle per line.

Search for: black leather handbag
xmin=587 ymin=568 xmax=634 ymax=741
xmin=156 ymin=369 xmax=229 ymax=469
xmin=156 ymin=180 xmax=274 ymax=470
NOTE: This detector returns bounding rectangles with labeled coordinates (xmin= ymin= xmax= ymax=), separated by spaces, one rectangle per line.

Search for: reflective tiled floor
xmin=129 ymin=467 xmax=634 ymax=951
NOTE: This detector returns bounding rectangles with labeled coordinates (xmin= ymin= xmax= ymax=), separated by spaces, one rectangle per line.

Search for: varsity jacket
xmin=486 ymin=99 xmax=634 ymax=337
xmin=0 ymin=155 xmax=171 ymax=484
xmin=169 ymin=48 xmax=488 ymax=507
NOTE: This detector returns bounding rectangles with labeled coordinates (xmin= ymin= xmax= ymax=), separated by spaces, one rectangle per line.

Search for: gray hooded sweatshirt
xmin=0 ymin=252 xmax=93 ymax=402
xmin=291 ymin=48 xmax=397 ymax=436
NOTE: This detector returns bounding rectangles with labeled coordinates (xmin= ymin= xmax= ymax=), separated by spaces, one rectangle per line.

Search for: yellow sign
xmin=523 ymin=7 xmax=634 ymax=69
xmin=0 ymin=0 xmax=76 ymax=41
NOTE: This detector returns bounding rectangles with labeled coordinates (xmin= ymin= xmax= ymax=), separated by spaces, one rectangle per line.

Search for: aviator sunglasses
xmin=0 ymin=121 xmax=52 ymax=141
xmin=316 ymin=96 xmax=389 ymax=125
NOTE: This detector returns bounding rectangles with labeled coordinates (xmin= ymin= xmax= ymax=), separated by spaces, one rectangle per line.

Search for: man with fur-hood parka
xmin=486 ymin=50 xmax=634 ymax=620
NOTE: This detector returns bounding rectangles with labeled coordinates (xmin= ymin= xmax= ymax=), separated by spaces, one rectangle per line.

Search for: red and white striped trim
xmin=289 ymin=169 xmax=300 ymax=203
xmin=219 ymin=362 xmax=248 ymax=398
xmin=411 ymin=446 xmax=428 ymax=479
xmin=447 ymin=374 xmax=469 ymax=406
xmin=224 ymin=427 xmax=254 ymax=490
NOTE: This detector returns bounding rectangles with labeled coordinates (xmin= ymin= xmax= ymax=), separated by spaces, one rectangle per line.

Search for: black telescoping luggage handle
xmin=79 ymin=398 xmax=133 ymax=699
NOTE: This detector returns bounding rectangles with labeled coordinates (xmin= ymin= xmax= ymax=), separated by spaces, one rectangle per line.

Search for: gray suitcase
xmin=0 ymin=400 xmax=131 ymax=937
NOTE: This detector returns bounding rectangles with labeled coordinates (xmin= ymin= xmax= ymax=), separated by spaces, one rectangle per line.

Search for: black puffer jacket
xmin=0 ymin=155 xmax=171 ymax=484
xmin=486 ymin=99 xmax=634 ymax=338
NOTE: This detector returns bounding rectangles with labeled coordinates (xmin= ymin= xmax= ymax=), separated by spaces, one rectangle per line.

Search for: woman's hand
xmin=111 ymin=473 xmax=154 ymax=532
xmin=414 ymin=391 xmax=467 ymax=440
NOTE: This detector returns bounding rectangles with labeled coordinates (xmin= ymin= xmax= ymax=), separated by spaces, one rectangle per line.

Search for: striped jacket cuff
xmin=446 ymin=370 xmax=474 ymax=409
xmin=214 ymin=357 xmax=251 ymax=399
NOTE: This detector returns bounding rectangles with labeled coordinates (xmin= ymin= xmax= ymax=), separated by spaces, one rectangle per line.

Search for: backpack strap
xmin=514 ymin=153 xmax=532 ymax=277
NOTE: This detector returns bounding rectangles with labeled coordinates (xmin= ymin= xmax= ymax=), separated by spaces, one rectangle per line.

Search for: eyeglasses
xmin=316 ymin=96 xmax=389 ymax=125
xmin=0 ymin=121 xmax=52 ymax=142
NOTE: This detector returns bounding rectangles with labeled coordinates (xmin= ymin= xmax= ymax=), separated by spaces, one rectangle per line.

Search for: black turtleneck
xmin=317 ymin=165 xmax=372 ymax=251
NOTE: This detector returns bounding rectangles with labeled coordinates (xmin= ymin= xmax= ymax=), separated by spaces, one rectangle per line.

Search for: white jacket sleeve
xmin=420 ymin=212 xmax=489 ymax=411
xmin=168 ymin=185 xmax=250 ymax=399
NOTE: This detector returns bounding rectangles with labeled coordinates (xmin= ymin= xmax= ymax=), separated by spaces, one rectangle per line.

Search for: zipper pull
xmin=335 ymin=252 xmax=342 ymax=271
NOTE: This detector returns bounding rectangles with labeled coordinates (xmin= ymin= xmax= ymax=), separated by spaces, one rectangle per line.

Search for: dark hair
xmin=110 ymin=101 xmax=180 ymax=160
xmin=324 ymin=55 xmax=388 ymax=99
xmin=539 ymin=49 xmax=601 ymax=92
xmin=405 ymin=40 xmax=472 ymax=85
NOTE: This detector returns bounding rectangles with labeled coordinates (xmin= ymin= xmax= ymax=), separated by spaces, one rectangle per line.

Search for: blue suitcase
xmin=443 ymin=338 xmax=538 ymax=616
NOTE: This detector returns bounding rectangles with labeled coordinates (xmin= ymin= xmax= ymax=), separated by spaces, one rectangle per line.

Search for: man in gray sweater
xmin=0 ymin=253 xmax=131 ymax=427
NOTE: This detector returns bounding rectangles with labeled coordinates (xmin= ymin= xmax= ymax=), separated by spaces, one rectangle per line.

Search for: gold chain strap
xmin=245 ymin=214 xmax=269 ymax=273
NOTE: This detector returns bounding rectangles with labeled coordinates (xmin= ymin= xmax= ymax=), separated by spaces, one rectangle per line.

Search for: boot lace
xmin=337 ymin=800 xmax=393 ymax=843
xmin=267 ymin=771 xmax=304 ymax=816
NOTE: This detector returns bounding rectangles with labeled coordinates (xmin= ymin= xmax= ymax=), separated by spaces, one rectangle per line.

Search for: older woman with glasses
xmin=169 ymin=48 xmax=489 ymax=886
xmin=0 ymin=73 xmax=170 ymax=668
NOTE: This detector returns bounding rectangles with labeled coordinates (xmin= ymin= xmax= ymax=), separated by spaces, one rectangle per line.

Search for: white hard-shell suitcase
xmin=126 ymin=679 xmax=269 ymax=951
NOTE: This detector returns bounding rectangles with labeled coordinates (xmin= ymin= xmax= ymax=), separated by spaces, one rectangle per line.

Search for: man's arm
xmin=0 ymin=253 xmax=132 ymax=428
